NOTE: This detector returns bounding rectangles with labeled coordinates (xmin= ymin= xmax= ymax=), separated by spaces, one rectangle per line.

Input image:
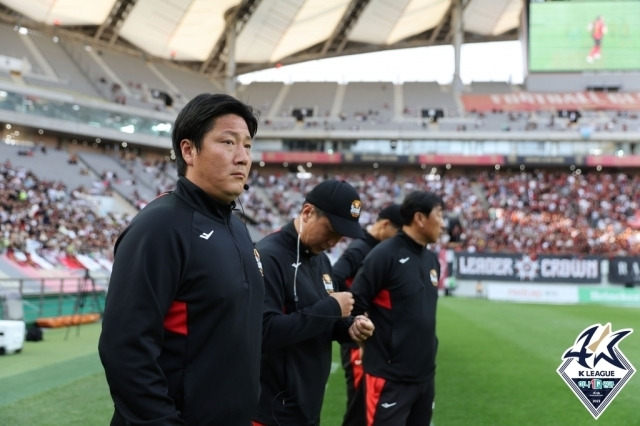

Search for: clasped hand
xmin=349 ymin=315 xmax=374 ymax=344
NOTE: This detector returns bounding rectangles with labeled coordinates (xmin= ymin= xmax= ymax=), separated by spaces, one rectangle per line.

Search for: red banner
xmin=585 ymin=155 xmax=640 ymax=168
xmin=260 ymin=151 xmax=342 ymax=164
xmin=419 ymin=154 xmax=504 ymax=166
xmin=461 ymin=92 xmax=640 ymax=112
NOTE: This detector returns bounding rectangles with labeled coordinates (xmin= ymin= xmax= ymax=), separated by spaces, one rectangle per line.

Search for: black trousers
xmin=364 ymin=373 xmax=435 ymax=426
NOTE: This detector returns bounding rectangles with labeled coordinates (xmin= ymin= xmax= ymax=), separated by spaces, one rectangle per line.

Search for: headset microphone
xmin=243 ymin=183 xmax=250 ymax=190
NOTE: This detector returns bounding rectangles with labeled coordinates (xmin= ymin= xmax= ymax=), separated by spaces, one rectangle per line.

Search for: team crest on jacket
xmin=254 ymin=249 xmax=263 ymax=277
xmin=322 ymin=274 xmax=334 ymax=293
xmin=557 ymin=323 xmax=635 ymax=419
xmin=430 ymin=269 xmax=438 ymax=286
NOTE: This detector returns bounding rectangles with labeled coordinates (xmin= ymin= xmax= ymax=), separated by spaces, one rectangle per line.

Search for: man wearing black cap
xmin=333 ymin=203 xmax=403 ymax=426
xmin=351 ymin=191 xmax=445 ymax=426
xmin=253 ymin=179 xmax=375 ymax=426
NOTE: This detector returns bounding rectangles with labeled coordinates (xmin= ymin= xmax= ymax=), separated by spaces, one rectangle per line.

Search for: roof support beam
xmin=199 ymin=0 xmax=259 ymax=76
xmin=320 ymin=0 xmax=371 ymax=56
xmin=452 ymin=0 xmax=464 ymax=93
xmin=108 ymin=0 xmax=137 ymax=46
xmin=89 ymin=0 xmax=137 ymax=45
xmin=428 ymin=2 xmax=452 ymax=45
xmin=225 ymin=18 xmax=238 ymax=96
xmin=93 ymin=0 xmax=122 ymax=41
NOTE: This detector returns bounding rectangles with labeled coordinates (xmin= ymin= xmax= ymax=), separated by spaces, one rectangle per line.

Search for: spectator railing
xmin=0 ymin=275 xmax=107 ymax=324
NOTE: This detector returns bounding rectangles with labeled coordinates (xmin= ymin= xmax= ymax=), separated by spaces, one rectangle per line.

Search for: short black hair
xmin=399 ymin=191 xmax=445 ymax=225
xmin=171 ymin=93 xmax=259 ymax=177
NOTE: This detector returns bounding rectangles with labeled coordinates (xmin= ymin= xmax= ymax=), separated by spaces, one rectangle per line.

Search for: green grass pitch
xmin=529 ymin=1 xmax=640 ymax=72
xmin=0 ymin=298 xmax=638 ymax=425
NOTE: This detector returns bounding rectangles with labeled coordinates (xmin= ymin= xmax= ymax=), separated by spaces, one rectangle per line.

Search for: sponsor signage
xmin=461 ymin=91 xmax=640 ymax=112
xmin=486 ymin=283 xmax=578 ymax=304
xmin=608 ymin=256 xmax=640 ymax=285
xmin=342 ymin=154 xmax=412 ymax=164
xmin=505 ymin=155 xmax=582 ymax=166
xmin=578 ymin=288 xmax=640 ymax=307
xmin=455 ymin=252 xmax=602 ymax=283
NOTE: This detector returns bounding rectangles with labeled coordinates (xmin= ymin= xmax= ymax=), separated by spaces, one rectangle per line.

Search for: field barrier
xmin=0 ymin=275 xmax=106 ymax=324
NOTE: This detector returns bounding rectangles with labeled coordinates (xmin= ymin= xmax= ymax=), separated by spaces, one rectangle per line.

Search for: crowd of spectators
xmin=464 ymin=170 xmax=640 ymax=256
xmin=242 ymin=167 xmax=640 ymax=258
xmin=0 ymin=158 xmax=133 ymax=271
xmin=1 ymin=153 xmax=639 ymax=274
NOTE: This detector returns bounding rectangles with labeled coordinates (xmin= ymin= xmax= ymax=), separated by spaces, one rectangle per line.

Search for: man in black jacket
xmin=333 ymin=203 xmax=403 ymax=426
xmin=253 ymin=180 xmax=375 ymax=426
xmin=351 ymin=191 xmax=445 ymax=426
xmin=99 ymin=93 xmax=265 ymax=425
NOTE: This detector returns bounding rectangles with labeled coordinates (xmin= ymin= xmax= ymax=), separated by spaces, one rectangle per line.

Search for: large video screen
xmin=528 ymin=0 xmax=640 ymax=72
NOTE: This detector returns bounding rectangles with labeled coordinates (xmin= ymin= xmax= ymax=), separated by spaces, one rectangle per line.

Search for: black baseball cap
xmin=378 ymin=203 xmax=403 ymax=228
xmin=305 ymin=180 xmax=364 ymax=239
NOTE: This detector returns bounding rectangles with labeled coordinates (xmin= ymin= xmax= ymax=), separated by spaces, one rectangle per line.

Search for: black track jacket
xmin=99 ymin=177 xmax=264 ymax=425
xmin=333 ymin=230 xmax=378 ymax=354
xmin=254 ymin=221 xmax=353 ymax=426
xmin=350 ymin=231 xmax=439 ymax=383
xmin=333 ymin=230 xmax=378 ymax=292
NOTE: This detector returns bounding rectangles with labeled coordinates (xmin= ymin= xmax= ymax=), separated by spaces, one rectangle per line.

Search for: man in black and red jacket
xmin=333 ymin=203 xmax=403 ymax=426
xmin=253 ymin=180 xmax=375 ymax=426
xmin=351 ymin=191 xmax=445 ymax=426
xmin=99 ymin=94 xmax=265 ymax=425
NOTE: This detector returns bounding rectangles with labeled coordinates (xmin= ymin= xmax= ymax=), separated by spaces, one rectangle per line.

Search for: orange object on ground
xmin=35 ymin=313 xmax=100 ymax=328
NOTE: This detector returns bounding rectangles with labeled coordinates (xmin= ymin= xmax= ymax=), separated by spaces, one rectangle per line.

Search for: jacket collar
xmin=363 ymin=229 xmax=377 ymax=246
xmin=173 ymin=176 xmax=236 ymax=220
xmin=397 ymin=230 xmax=427 ymax=252
xmin=281 ymin=221 xmax=316 ymax=258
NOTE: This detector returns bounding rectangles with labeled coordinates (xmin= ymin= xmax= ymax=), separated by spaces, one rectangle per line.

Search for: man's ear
xmin=301 ymin=203 xmax=315 ymax=222
xmin=181 ymin=139 xmax=195 ymax=165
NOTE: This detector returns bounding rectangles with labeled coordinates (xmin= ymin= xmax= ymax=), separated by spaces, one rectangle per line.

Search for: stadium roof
xmin=0 ymin=0 xmax=522 ymax=80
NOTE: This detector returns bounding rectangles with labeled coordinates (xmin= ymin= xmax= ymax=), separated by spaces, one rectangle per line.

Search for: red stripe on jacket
xmin=372 ymin=289 xmax=391 ymax=309
xmin=164 ymin=300 xmax=188 ymax=335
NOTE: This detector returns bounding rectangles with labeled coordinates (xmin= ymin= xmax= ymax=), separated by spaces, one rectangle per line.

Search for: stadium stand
xmin=2 ymin=149 xmax=637 ymax=277
xmin=336 ymin=82 xmax=396 ymax=129
xmin=236 ymin=81 xmax=285 ymax=118
xmin=152 ymin=61 xmax=223 ymax=105
xmin=94 ymin=49 xmax=175 ymax=109
xmin=403 ymin=81 xmax=460 ymax=119
xmin=0 ymin=24 xmax=43 ymax=75
xmin=0 ymin=155 xmax=129 ymax=271
xmin=76 ymin=150 xmax=159 ymax=207
xmin=25 ymin=31 xmax=101 ymax=98
xmin=0 ymin=142 xmax=97 ymax=190
xmin=280 ymin=82 xmax=339 ymax=122
xmin=0 ymin=13 xmax=639 ymax=294
xmin=468 ymin=81 xmax=514 ymax=94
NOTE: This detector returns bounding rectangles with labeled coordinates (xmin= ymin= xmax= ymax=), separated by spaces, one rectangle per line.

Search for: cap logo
xmin=350 ymin=200 xmax=362 ymax=218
